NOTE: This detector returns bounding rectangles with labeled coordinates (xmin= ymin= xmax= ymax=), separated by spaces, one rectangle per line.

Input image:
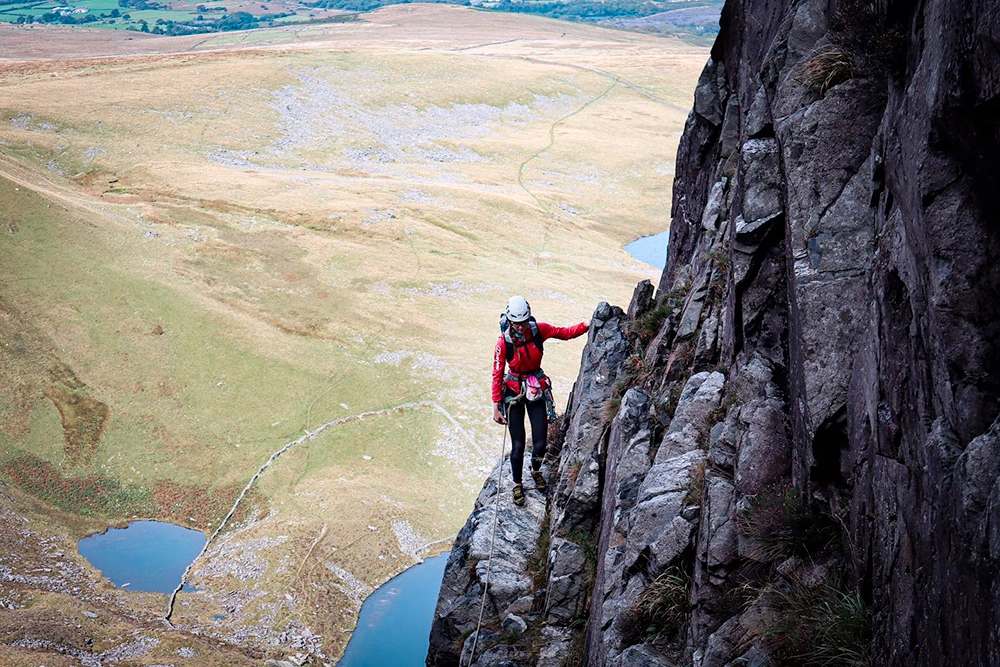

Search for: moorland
xmin=0 ymin=6 xmax=707 ymax=663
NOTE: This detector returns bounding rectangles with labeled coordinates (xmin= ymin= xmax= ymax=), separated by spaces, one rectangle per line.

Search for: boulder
xmin=551 ymin=303 xmax=630 ymax=535
xmin=628 ymin=280 xmax=655 ymax=321
xmin=544 ymin=538 xmax=588 ymax=624
xmin=426 ymin=460 xmax=546 ymax=666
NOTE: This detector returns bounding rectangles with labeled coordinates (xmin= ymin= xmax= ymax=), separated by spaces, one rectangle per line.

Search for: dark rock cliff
xmin=428 ymin=0 xmax=1000 ymax=665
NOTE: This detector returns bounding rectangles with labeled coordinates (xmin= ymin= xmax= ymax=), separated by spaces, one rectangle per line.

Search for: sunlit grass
xmin=0 ymin=12 xmax=706 ymax=654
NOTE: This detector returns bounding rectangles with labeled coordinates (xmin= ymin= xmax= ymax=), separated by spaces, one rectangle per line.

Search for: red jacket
xmin=492 ymin=321 xmax=588 ymax=403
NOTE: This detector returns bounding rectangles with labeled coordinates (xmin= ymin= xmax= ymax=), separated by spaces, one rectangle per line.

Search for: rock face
xmin=428 ymin=1 xmax=1000 ymax=665
xmin=427 ymin=304 xmax=631 ymax=667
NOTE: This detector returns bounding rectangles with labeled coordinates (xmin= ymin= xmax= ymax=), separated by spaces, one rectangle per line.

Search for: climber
xmin=492 ymin=296 xmax=588 ymax=507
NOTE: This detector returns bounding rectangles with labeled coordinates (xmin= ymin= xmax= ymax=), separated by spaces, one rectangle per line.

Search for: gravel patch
xmin=373 ymin=350 xmax=408 ymax=365
xmin=12 ymin=634 xmax=159 ymax=666
xmin=267 ymin=68 xmax=589 ymax=170
xmin=11 ymin=113 xmax=57 ymax=132
xmin=218 ymin=587 xmax=269 ymax=616
xmin=391 ymin=519 xmax=425 ymax=557
xmin=323 ymin=562 xmax=372 ymax=605
xmin=207 ymin=147 xmax=260 ymax=168
xmin=101 ymin=635 xmax=160 ymax=662
xmin=0 ymin=527 xmax=93 ymax=598
xmin=432 ymin=423 xmax=490 ymax=483
xmin=399 ymin=280 xmax=502 ymax=299
xmin=276 ymin=622 xmax=323 ymax=655
xmin=362 ymin=208 xmax=397 ymax=226
xmin=195 ymin=534 xmax=290 ymax=581
xmin=398 ymin=189 xmax=446 ymax=206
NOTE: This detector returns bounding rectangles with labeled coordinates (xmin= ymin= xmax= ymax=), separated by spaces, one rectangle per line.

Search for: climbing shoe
xmin=512 ymin=485 xmax=526 ymax=507
xmin=531 ymin=469 xmax=548 ymax=493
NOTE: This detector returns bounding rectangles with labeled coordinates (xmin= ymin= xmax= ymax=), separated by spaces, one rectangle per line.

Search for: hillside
xmin=0 ymin=0 xmax=723 ymax=44
xmin=0 ymin=6 xmax=709 ymax=664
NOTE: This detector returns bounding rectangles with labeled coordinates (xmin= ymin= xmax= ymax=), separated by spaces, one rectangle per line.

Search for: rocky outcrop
xmin=427 ymin=304 xmax=631 ymax=666
xmin=429 ymin=1 xmax=999 ymax=665
xmin=668 ymin=0 xmax=1000 ymax=664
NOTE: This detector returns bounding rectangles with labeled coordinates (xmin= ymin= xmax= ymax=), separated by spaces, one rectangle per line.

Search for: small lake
xmin=78 ymin=520 xmax=205 ymax=594
xmin=625 ymin=229 xmax=670 ymax=270
xmin=338 ymin=552 xmax=449 ymax=666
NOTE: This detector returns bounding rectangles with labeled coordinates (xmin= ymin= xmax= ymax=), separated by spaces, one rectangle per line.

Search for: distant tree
xmin=306 ymin=0 xmax=382 ymax=10
xmin=15 ymin=14 xmax=24 ymax=22
xmin=119 ymin=0 xmax=165 ymax=10
xmin=110 ymin=8 xmax=120 ymax=16
xmin=196 ymin=3 xmax=206 ymax=9
xmin=140 ymin=19 xmax=149 ymax=31
xmin=217 ymin=10 xmax=257 ymax=30
xmin=122 ymin=12 xmax=130 ymax=18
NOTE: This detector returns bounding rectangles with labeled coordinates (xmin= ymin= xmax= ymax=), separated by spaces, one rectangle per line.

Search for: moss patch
xmin=43 ymin=381 xmax=108 ymax=469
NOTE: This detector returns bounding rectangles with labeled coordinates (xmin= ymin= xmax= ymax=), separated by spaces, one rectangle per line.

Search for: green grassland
xmin=0 ymin=0 xmax=356 ymax=33
xmin=0 ymin=11 xmax=704 ymax=660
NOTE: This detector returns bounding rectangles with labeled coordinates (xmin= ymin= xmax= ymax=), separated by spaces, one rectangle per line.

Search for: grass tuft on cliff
xmin=764 ymin=581 xmax=871 ymax=667
xmin=797 ymin=45 xmax=856 ymax=97
xmin=620 ymin=566 xmax=692 ymax=644
xmin=737 ymin=483 xmax=839 ymax=563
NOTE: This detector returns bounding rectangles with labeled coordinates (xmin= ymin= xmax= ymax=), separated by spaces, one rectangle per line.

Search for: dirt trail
xmin=0 ymin=151 xmax=109 ymax=217
xmin=517 ymin=79 xmax=619 ymax=213
xmin=520 ymin=56 xmax=691 ymax=112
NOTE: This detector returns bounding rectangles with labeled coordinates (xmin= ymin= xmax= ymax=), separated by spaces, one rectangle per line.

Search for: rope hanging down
xmin=465 ymin=424 xmax=509 ymax=667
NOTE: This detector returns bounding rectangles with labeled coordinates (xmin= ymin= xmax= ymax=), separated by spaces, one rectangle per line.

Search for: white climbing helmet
xmin=505 ymin=295 xmax=531 ymax=323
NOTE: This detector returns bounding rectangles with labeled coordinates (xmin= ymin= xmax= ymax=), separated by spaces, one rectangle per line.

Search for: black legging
xmin=506 ymin=397 xmax=548 ymax=484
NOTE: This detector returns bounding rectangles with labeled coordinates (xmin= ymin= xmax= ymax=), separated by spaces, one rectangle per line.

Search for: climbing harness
xmin=504 ymin=368 xmax=557 ymax=424
xmin=466 ymin=423 xmax=509 ymax=667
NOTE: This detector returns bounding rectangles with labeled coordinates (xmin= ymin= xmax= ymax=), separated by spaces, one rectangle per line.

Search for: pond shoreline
xmin=624 ymin=229 xmax=670 ymax=270
xmin=338 ymin=551 xmax=450 ymax=666
xmin=77 ymin=520 xmax=206 ymax=595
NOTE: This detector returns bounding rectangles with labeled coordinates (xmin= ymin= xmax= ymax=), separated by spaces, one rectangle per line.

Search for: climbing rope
xmin=465 ymin=422 xmax=509 ymax=667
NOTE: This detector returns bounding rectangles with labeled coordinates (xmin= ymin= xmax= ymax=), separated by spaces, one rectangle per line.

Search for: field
xmin=0 ymin=0 xmax=359 ymax=33
xmin=0 ymin=0 xmax=722 ymax=42
xmin=0 ymin=6 xmax=707 ymax=662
